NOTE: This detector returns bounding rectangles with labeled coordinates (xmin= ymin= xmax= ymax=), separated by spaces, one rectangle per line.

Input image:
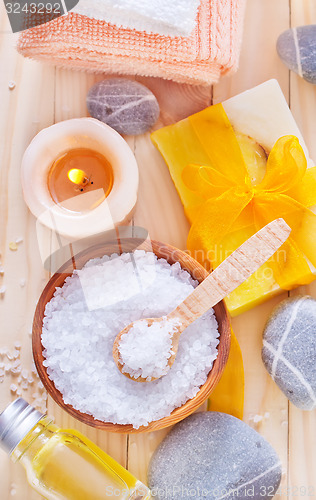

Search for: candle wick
xmin=67 ymin=169 xmax=90 ymax=188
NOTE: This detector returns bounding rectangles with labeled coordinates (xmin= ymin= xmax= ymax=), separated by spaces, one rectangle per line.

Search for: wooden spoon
xmin=113 ymin=218 xmax=291 ymax=382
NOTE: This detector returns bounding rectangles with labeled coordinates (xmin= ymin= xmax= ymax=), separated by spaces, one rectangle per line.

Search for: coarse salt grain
xmin=119 ymin=317 xmax=180 ymax=381
xmin=42 ymin=250 xmax=219 ymax=428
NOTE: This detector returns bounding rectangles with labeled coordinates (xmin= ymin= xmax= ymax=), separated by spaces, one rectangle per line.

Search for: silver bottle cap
xmin=0 ymin=398 xmax=44 ymax=454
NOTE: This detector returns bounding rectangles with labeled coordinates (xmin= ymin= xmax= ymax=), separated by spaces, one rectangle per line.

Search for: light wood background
xmin=1 ymin=0 xmax=316 ymax=498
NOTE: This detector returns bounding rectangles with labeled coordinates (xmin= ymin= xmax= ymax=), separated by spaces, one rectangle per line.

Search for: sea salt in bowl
xmin=33 ymin=239 xmax=231 ymax=433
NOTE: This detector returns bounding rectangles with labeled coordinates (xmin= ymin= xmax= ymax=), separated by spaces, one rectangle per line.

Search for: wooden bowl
xmin=33 ymin=239 xmax=231 ymax=433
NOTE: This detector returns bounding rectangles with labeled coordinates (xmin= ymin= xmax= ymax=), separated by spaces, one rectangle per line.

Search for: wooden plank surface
xmin=0 ymin=0 xmax=316 ymax=499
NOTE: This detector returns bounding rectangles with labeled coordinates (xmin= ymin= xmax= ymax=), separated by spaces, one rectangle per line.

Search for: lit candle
xmin=67 ymin=168 xmax=89 ymax=186
xmin=47 ymin=147 xmax=114 ymax=213
xmin=21 ymin=118 xmax=139 ymax=240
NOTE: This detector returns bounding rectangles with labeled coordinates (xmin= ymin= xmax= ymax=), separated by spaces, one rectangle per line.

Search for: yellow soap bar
xmin=208 ymin=330 xmax=244 ymax=419
xmin=152 ymin=80 xmax=316 ymax=316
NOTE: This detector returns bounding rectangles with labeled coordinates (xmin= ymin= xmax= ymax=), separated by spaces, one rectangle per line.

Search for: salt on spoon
xmin=113 ymin=218 xmax=292 ymax=382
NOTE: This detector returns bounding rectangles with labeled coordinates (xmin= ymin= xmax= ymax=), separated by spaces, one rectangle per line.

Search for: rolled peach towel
xmin=17 ymin=0 xmax=246 ymax=86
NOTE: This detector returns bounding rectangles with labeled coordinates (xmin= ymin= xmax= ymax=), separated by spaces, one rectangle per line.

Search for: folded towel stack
xmin=73 ymin=0 xmax=201 ymax=37
xmin=17 ymin=0 xmax=246 ymax=86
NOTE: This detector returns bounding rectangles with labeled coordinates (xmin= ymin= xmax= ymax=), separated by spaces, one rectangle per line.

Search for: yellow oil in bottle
xmin=11 ymin=416 xmax=149 ymax=500
xmin=47 ymin=148 xmax=114 ymax=212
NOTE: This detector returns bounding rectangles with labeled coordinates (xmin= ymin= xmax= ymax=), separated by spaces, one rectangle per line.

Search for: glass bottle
xmin=0 ymin=398 xmax=151 ymax=500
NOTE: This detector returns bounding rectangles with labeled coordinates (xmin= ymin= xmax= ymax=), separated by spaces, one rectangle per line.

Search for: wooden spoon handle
xmin=169 ymin=218 xmax=291 ymax=327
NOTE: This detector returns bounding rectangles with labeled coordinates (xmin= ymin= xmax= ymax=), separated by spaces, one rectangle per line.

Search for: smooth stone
xmin=277 ymin=25 xmax=316 ymax=84
xmin=262 ymin=296 xmax=316 ymax=410
xmin=148 ymin=412 xmax=281 ymax=499
xmin=87 ymin=78 xmax=160 ymax=135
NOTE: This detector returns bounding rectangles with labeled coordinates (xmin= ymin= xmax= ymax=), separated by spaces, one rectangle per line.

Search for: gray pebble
xmin=262 ymin=296 xmax=316 ymax=410
xmin=148 ymin=412 xmax=281 ymax=499
xmin=277 ymin=25 xmax=316 ymax=84
xmin=87 ymin=78 xmax=160 ymax=135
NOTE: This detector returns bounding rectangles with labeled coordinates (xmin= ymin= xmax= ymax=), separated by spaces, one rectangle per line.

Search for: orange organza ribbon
xmin=183 ymin=104 xmax=316 ymax=289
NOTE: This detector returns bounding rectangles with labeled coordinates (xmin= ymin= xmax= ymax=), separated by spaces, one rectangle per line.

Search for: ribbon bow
xmin=183 ymin=104 xmax=316 ymax=290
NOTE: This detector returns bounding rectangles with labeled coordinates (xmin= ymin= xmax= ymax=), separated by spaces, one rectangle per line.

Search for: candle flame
xmin=68 ymin=168 xmax=88 ymax=186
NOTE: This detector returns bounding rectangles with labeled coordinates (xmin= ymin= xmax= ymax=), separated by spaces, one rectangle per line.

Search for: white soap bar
xmin=223 ymin=79 xmax=313 ymax=166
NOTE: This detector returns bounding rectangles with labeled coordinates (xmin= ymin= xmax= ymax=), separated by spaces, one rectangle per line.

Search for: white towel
xmin=73 ymin=0 xmax=201 ymax=36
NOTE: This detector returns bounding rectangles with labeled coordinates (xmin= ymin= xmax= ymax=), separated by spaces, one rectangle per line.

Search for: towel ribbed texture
xmin=73 ymin=0 xmax=201 ymax=37
xmin=17 ymin=0 xmax=246 ymax=86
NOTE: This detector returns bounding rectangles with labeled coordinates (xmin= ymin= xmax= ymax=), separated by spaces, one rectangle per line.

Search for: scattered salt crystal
xmin=42 ymin=250 xmax=219 ymax=428
xmin=10 ymin=486 xmax=17 ymax=497
xmin=8 ymin=81 xmax=16 ymax=90
xmin=253 ymin=415 xmax=263 ymax=423
xmin=119 ymin=317 xmax=180 ymax=381
xmin=22 ymin=369 xmax=28 ymax=380
xmin=12 ymin=350 xmax=21 ymax=360
xmin=15 ymin=237 xmax=23 ymax=245
xmin=0 ymin=285 xmax=6 ymax=296
xmin=6 ymin=351 xmax=13 ymax=361
xmin=11 ymin=360 xmax=21 ymax=370
xmin=10 ymin=384 xmax=17 ymax=393
xmin=20 ymin=279 xmax=26 ymax=288
xmin=0 ymin=266 xmax=4 ymax=275
xmin=11 ymin=367 xmax=21 ymax=375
